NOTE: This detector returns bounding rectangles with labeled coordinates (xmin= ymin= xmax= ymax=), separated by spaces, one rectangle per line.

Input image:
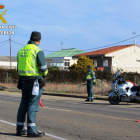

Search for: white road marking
xmin=44 ymin=132 xmax=67 ymax=140
xmin=0 ymin=119 xmax=68 ymax=140
xmin=43 ymin=107 xmax=72 ymax=112
xmin=0 ymin=120 xmax=16 ymax=126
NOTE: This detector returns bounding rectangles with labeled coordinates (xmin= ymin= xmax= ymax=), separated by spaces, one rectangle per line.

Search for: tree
xmin=69 ymin=55 xmax=96 ymax=72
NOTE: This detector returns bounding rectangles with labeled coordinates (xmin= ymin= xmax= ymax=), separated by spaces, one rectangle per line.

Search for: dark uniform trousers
xmin=17 ymin=80 xmax=43 ymax=133
xmin=87 ymin=80 xmax=94 ymax=100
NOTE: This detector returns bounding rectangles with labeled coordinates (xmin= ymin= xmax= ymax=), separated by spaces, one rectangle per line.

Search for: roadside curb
xmin=43 ymin=92 xmax=108 ymax=101
xmin=1 ymin=90 xmax=140 ymax=103
xmin=0 ymin=88 xmax=109 ymax=101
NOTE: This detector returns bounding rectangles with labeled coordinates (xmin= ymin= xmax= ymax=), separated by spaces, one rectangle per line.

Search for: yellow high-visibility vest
xmin=86 ymin=70 xmax=96 ymax=83
xmin=86 ymin=71 xmax=92 ymax=80
xmin=18 ymin=44 xmax=44 ymax=76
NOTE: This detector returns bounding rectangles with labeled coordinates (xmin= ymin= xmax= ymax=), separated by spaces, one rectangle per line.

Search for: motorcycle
xmin=108 ymin=71 xmax=140 ymax=105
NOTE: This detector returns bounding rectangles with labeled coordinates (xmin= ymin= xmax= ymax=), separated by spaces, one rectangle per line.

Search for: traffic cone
xmin=39 ymin=98 xmax=45 ymax=107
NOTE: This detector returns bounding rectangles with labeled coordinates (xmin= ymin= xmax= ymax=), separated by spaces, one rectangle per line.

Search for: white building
xmin=45 ymin=48 xmax=85 ymax=70
xmin=0 ymin=56 xmax=17 ymax=69
xmin=73 ymin=44 xmax=140 ymax=73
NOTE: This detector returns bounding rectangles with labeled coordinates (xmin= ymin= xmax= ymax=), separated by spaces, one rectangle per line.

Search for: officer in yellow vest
xmin=16 ymin=31 xmax=48 ymax=137
xmin=85 ymin=65 xmax=96 ymax=102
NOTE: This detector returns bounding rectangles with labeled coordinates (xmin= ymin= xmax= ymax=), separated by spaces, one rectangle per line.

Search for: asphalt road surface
xmin=0 ymin=91 xmax=140 ymax=140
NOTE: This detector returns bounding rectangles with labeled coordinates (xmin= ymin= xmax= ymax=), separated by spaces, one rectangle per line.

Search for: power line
xmin=83 ymin=35 xmax=140 ymax=51
xmin=8 ymin=35 xmax=140 ymax=52
xmin=42 ymin=35 xmax=140 ymax=52
xmin=0 ymin=40 xmax=9 ymax=47
xmin=11 ymin=40 xmax=24 ymax=46
xmin=0 ymin=40 xmax=9 ymax=44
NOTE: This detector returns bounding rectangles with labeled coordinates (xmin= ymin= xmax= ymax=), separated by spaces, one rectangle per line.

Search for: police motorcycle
xmin=108 ymin=71 xmax=140 ymax=105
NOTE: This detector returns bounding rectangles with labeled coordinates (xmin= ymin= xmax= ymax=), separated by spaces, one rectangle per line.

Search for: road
xmin=0 ymin=91 xmax=140 ymax=140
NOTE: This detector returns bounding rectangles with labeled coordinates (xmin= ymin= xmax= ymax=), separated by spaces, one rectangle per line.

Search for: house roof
xmin=45 ymin=48 xmax=86 ymax=58
xmin=0 ymin=56 xmax=17 ymax=62
xmin=74 ymin=44 xmax=138 ymax=57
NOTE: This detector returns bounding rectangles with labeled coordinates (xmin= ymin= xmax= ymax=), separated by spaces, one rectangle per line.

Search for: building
xmin=73 ymin=44 xmax=140 ymax=73
xmin=45 ymin=48 xmax=85 ymax=70
xmin=0 ymin=56 xmax=17 ymax=69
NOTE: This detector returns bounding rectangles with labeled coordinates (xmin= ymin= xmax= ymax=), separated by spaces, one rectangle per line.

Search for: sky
xmin=0 ymin=0 xmax=140 ymax=56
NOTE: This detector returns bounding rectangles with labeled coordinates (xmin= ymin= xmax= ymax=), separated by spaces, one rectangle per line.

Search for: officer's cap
xmin=30 ymin=31 xmax=41 ymax=41
xmin=87 ymin=65 xmax=92 ymax=69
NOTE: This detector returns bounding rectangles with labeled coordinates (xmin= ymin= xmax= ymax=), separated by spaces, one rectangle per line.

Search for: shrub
xmin=95 ymin=70 xmax=114 ymax=81
xmin=69 ymin=56 xmax=96 ymax=72
xmin=48 ymin=66 xmax=59 ymax=70
xmin=0 ymin=68 xmax=139 ymax=85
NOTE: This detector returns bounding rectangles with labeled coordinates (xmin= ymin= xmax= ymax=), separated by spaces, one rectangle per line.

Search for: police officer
xmin=85 ymin=65 xmax=96 ymax=102
xmin=16 ymin=31 xmax=48 ymax=137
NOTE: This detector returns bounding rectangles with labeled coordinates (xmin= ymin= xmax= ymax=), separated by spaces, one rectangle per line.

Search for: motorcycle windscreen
xmin=116 ymin=71 xmax=121 ymax=79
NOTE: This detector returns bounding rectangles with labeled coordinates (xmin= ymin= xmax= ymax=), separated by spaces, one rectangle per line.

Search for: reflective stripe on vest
xmin=18 ymin=70 xmax=40 ymax=74
xmin=31 ymin=47 xmax=40 ymax=69
xmin=18 ymin=44 xmax=42 ymax=76
xmin=38 ymin=65 xmax=47 ymax=70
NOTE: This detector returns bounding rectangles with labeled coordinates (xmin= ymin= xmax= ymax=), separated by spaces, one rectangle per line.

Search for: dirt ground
xmin=0 ymin=79 xmax=112 ymax=96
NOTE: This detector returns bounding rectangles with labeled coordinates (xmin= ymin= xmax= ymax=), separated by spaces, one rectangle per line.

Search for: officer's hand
xmin=93 ymin=79 xmax=96 ymax=85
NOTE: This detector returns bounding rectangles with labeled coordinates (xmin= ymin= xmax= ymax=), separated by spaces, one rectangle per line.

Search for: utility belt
xmin=86 ymin=78 xmax=96 ymax=85
xmin=17 ymin=78 xmax=45 ymax=90
xmin=86 ymin=78 xmax=93 ymax=81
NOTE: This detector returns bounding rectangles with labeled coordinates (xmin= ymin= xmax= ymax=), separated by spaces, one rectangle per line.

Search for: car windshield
xmin=116 ymin=71 xmax=121 ymax=78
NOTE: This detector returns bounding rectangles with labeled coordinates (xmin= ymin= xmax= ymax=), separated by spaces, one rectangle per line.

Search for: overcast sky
xmin=0 ymin=0 xmax=140 ymax=56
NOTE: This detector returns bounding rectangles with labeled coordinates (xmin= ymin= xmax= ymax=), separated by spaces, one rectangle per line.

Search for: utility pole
xmin=9 ymin=34 xmax=11 ymax=69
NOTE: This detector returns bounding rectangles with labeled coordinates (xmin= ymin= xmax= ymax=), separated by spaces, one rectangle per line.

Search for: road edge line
xmin=0 ymin=119 xmax=68 ymax=140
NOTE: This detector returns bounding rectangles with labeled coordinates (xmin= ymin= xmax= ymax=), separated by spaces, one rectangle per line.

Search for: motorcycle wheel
xmin=109 ymin=95 xmax=120 ymax=105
